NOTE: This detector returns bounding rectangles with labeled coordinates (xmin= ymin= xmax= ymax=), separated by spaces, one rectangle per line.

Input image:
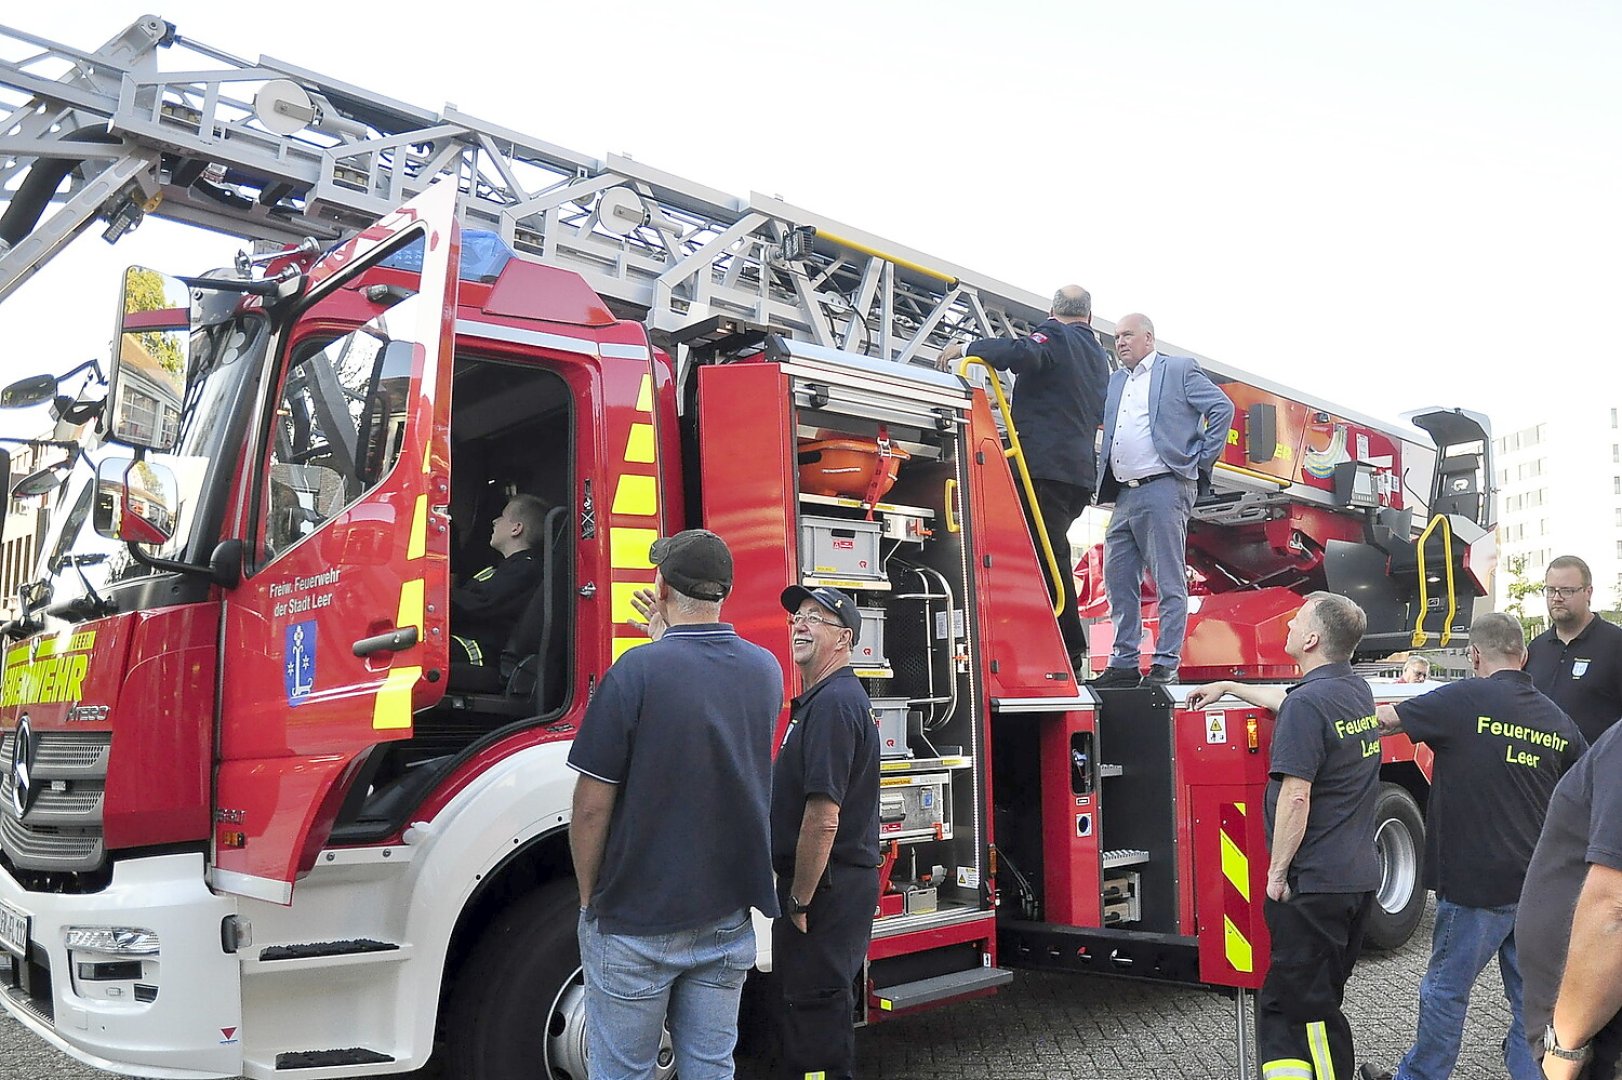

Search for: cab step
xmin=244 ymin=939 xmax=412 ymax=973
xmin=259 ymin=939 xmax=399 ymax=962
xmin=872 ymin=965 xmax=1012 ymax=1013
xmin=276 ymin=1047 xmax=394 ymax=1070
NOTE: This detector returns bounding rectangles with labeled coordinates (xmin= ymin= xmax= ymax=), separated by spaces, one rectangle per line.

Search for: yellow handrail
xmin=943 ymin=478 xmax=960 ymax=533
xmin=957 ymin=356 xmax=1065 ymax=617
xmin=1411 ymin=513 xmax=1457 ymax=648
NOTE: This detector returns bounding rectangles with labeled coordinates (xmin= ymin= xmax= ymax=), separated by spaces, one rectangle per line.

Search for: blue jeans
xmin=1103 ymin=475 xmax=1197 ymax=669
xmin=578 ymin=907 xmax=755 ymax=1080
xmin=1395 ymin=899 xmax=1540 ymax=1080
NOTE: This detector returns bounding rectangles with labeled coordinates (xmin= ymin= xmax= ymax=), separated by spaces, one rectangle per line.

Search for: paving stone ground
xmin=1 ymin=898 xmax=1522 ymax=1079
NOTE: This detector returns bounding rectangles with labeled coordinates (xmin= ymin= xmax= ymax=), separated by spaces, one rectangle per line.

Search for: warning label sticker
xmin=1206 ymin=712 xmax=1228 ymax=744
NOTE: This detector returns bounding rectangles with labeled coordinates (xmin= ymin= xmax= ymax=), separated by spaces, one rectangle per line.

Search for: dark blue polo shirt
xmin=771 ymin=667 xmax=881 ymax=875
xmin=1396 ymin=669 xmax=1586 ymax=907
xmin=1525 ymin=615 xmax=1622 ymax=744
xmin=1265 ymin=662 xmax=1381 ymax=894
xmin=568 ymin=623 xmax=783 ymax=935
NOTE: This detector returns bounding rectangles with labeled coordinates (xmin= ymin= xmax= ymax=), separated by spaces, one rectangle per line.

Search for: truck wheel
xmin=1362 ymin=782 xmax=1426 ymax=952
xmin=445 ymin=880 xmax=676 ymax=1080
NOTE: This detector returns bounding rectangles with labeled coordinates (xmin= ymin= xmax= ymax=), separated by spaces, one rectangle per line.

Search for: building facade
xmin=1494 ymin=404 xmax=1622 ymax=613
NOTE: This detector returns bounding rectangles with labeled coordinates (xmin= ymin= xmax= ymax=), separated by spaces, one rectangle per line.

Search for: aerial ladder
xmin=1 ymin=14 xmax=1497 ymax=661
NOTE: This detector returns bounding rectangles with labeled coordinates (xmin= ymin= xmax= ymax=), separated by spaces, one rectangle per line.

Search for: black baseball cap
xmin=649 ymin=529 xmax=733 ymax=600
xmin=780 ymin=584 xmax=862 ymax=644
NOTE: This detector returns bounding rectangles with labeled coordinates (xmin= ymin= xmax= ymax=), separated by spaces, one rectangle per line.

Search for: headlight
xmin=63 ymin=926 xmax=160 ymax=956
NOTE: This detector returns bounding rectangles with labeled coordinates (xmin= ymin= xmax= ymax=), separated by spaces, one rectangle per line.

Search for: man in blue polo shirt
xmin=568 ymin=529 xmax=781 ymax=1080
xmin=771 ymin=584 xmax=881 ymax=1080
xmin=1363 ymin=613 xmax=1586 ymax=1080
xmin=1190 ymin=592 xmax=1380 ymax=1080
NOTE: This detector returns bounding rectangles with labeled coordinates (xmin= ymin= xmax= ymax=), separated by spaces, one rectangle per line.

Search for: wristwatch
xmin=789 ymin=894 xmax=811 ymax=915
xmin=1545 ymin=1023 xmax=1592 ymax=1064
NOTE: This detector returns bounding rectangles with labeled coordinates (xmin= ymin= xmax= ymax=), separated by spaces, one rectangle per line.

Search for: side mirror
xmin=10 ymin=449 xmax=78 ymax=497
xmin=93 ymin=457 xmax=179 ymax=546
xmin=0 ymin=374 xmax=60 ymax=409
xmin=107 ymin=267 xmax=192 ymax=452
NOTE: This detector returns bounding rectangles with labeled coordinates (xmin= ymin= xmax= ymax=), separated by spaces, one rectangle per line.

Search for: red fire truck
xmin=0 ymin=18 xmax=1496 ymax=1080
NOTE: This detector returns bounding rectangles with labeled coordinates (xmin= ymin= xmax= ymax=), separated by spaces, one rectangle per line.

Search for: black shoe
xmin=1141 ymin=664 xmax=1178 ymax=686
xmin=1358 ymin=1065 xmax=1392 ymax=1080
xmin=1092 ymin=666 xmax=1142 ymax=689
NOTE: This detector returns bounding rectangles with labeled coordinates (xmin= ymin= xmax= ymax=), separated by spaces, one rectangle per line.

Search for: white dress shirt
xmin=1109 ymin=351 xmax=1166 ymax=482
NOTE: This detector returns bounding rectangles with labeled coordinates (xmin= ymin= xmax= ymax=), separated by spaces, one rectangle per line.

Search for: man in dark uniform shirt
xmin=1366 ymin=613 xmax=1587 ymax=1080
xmin=771 ymin=585 xmax=881 ymax=1080
xmin=1515 ymin=722 xmax=1622 ymax=1080
xmin=1525 ymin=555 xmax=1622 ymax=744
xmin=936 ymin=285 xmax=1108 ymax=672
xmin=450 ymin=493 xmax=549 ymax=669
xmin=1190 ymin=592 xmax=1380 ymax=1080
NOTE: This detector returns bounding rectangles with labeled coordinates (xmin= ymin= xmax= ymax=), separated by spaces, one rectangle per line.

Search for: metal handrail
xmin=956 ymin=356 xmax=1064 ymax=617
xmin=1410 ymin=513 xmax=1457 ymax=648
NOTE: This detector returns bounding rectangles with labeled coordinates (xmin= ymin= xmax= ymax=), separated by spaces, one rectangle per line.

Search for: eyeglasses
xmin=1544 ymin=586 xmax=1588 ymax=599
xmin=788 ymin=612 xmax=842 ymax=629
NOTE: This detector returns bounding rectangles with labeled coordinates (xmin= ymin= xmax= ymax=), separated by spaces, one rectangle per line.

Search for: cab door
xmin=213 ymin=182 xmax=459 ymax=903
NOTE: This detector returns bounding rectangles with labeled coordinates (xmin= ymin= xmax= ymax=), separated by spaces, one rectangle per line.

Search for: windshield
xmin=31 ymin=314 xmax=269 ymax=606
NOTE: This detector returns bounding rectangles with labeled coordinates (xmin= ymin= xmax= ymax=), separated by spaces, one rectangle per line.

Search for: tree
xmin=1502 ymin=553 xmax=1546 ymax=640
xmin=121 ymin=268 xmax=187 ymax=376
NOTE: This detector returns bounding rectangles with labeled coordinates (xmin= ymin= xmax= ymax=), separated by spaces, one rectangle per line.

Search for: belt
xmin=1121 ymin=473 xmax=1172 ymax=488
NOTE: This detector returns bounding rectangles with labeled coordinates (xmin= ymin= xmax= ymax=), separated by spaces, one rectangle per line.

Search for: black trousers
xmin=772 ymin=863 xmax=880 ymax=1080
xmin=1021 ymin=478 xmax=1092 ymax=662
xmin=1258 ymin=890 xmax=1372 ymax=1080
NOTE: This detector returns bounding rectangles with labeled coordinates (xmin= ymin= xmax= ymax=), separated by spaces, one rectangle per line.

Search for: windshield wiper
xmin=42 ymin=553 xmax=116 ymax=622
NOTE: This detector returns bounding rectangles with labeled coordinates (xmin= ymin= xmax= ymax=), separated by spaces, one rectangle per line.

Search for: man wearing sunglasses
xmin=770 ymin=585 xmax=881 ymax=1080
xmin=1525 ymin=555 xmax=1622 ymax=743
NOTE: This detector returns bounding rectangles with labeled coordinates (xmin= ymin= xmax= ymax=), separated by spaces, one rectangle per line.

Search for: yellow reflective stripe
xmin=1307 ymin=1020 xmax=1335 ymax=1080
xmin=612 ymin=637 xmax=648 ymax=661
xmin=6 ymin=630 xmax=97 ymax=665
xmin=610 ymin=528 xmax=657 ymax=570
xmin=635 ymin=372 xmax=653 ymax=412
xmin=473 ymin=565 xmax=496 ymax=582
xmin=611 ymin=582 xmax=647 ymax=625
xmin=804 ymin=1073 xmax=827 ymax=1080
xmin=878 ymin=997 xmax=892 ymax=1011
xmin=452 ymin=635 xmax=484 ymax=666
xmin=397 ymin=579 xmax=425 ymax=635
xmin=372 ymin=666 xmax=420 ymax=730
xmin=1261 ymin=1060 xmax=1314 ymax=1080
xmin=625 ymin=422 xmax=656 ymax=464
xmin=612 ymin=474 xmax=658 ymax=517
xmin=1223 ymin=915 xmax=1253 ymax=973
xmin=1221 ymin=828 xmax=1250 ymax=902
xmin=408 ymin=494 xmax=428 ymax=560
xmin=1236 ymin=801 xmax=1246 ymax=814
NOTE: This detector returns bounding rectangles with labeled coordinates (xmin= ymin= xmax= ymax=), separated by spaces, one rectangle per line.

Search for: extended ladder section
xmin=0 ymin=16 xmax=1046 ymax=359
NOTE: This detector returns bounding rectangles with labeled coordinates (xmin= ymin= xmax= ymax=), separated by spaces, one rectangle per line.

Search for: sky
xmin=1 ymin=0 xmax=1618 ymax=444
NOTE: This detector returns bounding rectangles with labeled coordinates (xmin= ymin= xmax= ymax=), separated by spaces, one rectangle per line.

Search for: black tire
xmin=443 ymin=879 xmax=675 ymax=1080
xmin=1362 ymin=782 xmax=1426 ymax=952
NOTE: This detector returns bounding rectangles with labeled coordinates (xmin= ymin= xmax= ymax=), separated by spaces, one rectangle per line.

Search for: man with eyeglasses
xmin=770 ymin=585 xmax=881 ymax=1080
xmin=1525 ymin=555 xmax=1622 ymax=744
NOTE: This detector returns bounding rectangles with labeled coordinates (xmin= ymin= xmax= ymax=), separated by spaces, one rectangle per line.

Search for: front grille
xmin=1 ymin=729 xmax=111 ymax=874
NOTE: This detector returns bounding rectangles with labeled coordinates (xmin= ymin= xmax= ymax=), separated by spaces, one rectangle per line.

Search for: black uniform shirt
xmin=771 ymin=667 xmax=881 ymax=876
xmin=567 ymin=623 xmax=783 ymax=935
xmin=1516 ymin=722 xmax=1622 ymax=1044
xmin=1265 ymin=662 xmax=1382 ymax=894
xmin=1525 ymin=615 xmax=1622 ymax=744
xmin=968 ymin=318 xmax=1109 ymax=490
xmin=1396 ymin=670 xmax=1587 ymax=907
xmin=450 ymin=548 xmax=543 ymax=661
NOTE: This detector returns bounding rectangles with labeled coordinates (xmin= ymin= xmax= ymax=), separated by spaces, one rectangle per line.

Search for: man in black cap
xmin=568 ymin=529 xmax=782 ymax=1078
xmin=770 ymin=584 xmax=882 ymax=1080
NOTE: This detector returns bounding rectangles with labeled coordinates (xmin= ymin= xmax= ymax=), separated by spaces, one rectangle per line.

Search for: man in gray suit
xmin=1093 ymin=314 xmax=1234 ymax=687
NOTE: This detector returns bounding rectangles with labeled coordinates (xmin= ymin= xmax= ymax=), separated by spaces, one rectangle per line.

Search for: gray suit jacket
xmin=1097 ymin=352 xmax=1235 ymax=504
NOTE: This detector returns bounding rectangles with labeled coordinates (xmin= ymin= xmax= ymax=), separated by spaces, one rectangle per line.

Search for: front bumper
xmin=0 ymin=852 xmax=242 ymax=1079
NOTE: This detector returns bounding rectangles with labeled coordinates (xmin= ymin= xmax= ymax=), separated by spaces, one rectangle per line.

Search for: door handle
xmin=352 ymin=626 xmax=419 ymax=657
